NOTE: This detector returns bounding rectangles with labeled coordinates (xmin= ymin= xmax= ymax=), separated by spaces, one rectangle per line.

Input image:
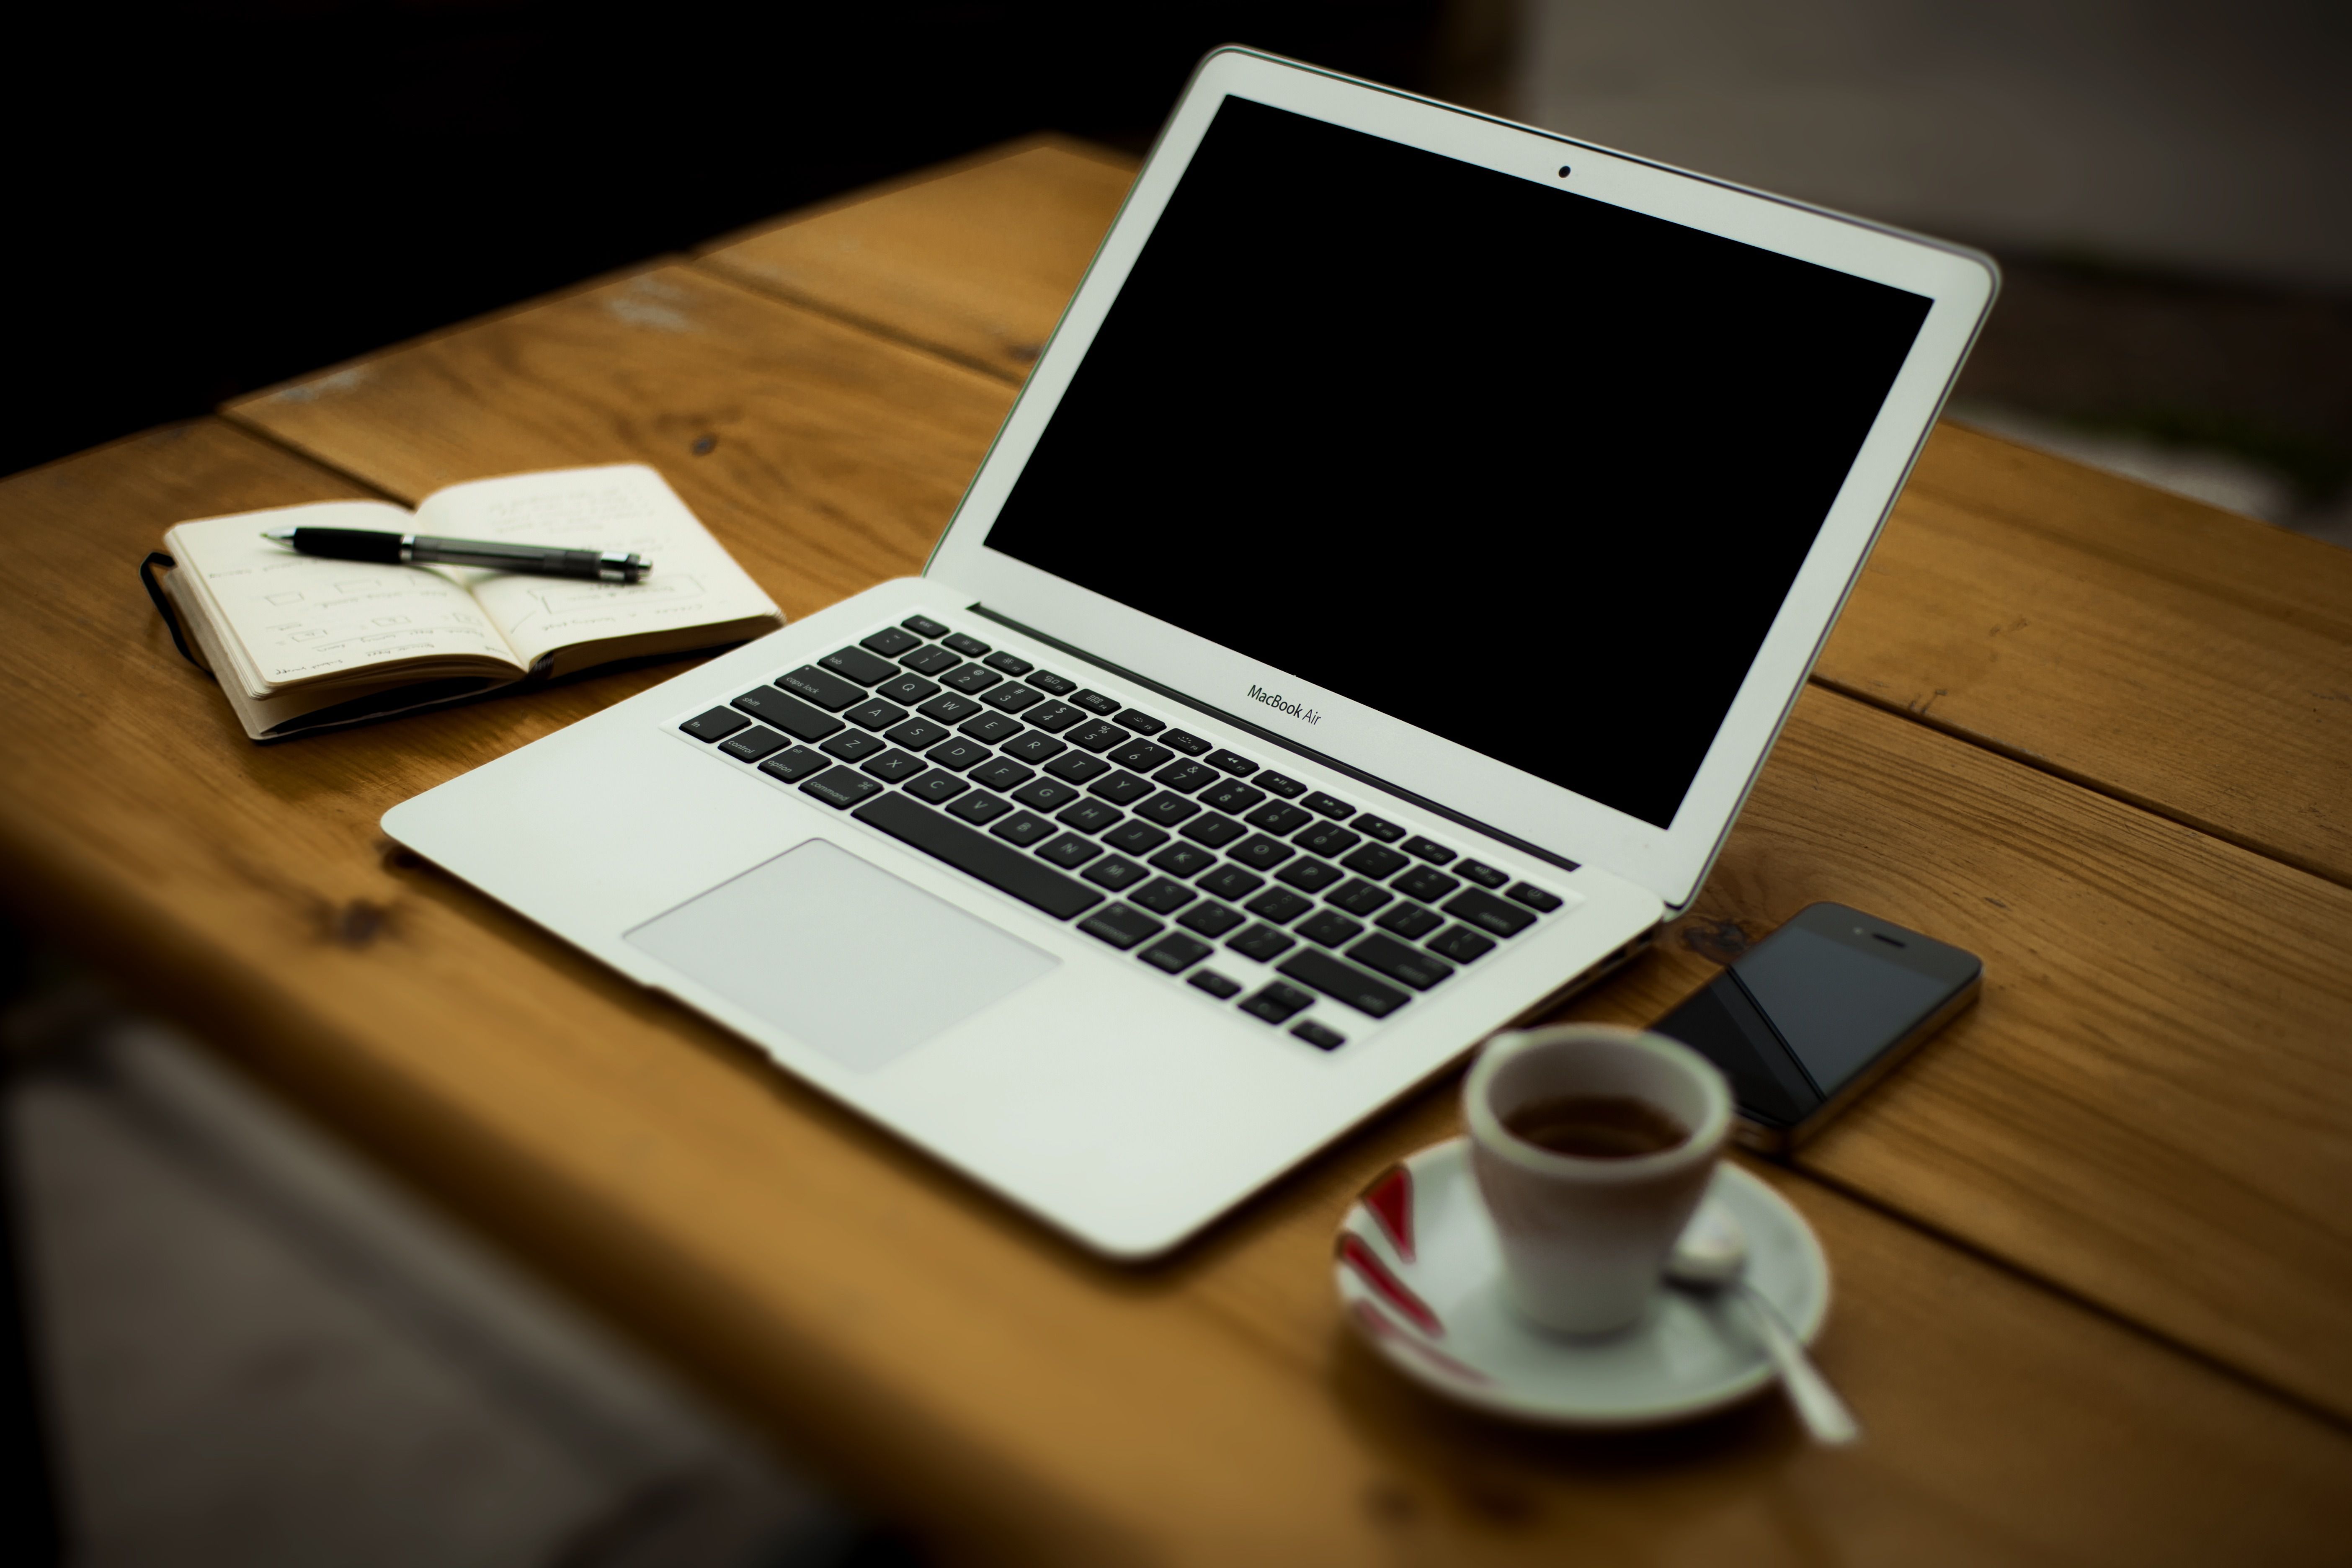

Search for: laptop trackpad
xmin=626 ymin=838 xmax=1058 ymax=1073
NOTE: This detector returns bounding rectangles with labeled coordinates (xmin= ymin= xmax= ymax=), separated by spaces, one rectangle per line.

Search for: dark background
xmin=0 ymin=1 xmax=1460 ymax=480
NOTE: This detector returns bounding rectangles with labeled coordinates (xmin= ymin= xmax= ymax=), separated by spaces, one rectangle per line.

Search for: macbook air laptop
xmin=383 ymin=47 xmax=1996 ymax=1259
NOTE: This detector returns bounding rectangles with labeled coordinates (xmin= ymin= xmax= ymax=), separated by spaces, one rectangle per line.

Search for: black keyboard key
xmin=1508 ymin=882 xmax=1565 ymax=913
xmin=898 ymin=644 xmax=962 ymax=676
xmin=1296 ymin=822 xmax=1362 ymax=859
xmin=1161 ymin=730 xmax=1211 ymax=756
xmin=1070 ymin=689 xmax=1122 ymax=716
xmin=1446 ymin=887 xmax=1539 ymax=938
xmin=1274 ymin=857 xmax=1343 ymax=895
xmin=730 ymin=686 xmax=841 ymax=741
xmin=990 ymin=810 xmax=1055 ymax=848
xmin=1055 ymin=798 xmax=1123 ymax=835
xmin=1277 ymin=949 xmax=1410 ymax=1019
xmin=1256 ymin=771 xmax=1307 ymax=799
xmin=1402 ymin=836 xmax=1456 ymax=866
xmin=970 ymin=758 xmax=1036 ymax=792
xmin=1177 ymin=900 xmax=1245 ymax=938
xmin=1229 ymin=833 xmax=1295 ymax=872
xmin=1297 ymin=909 xmax=1364 ymax=949
xmin=1427 ymin=925 xmax=1497 ymax=964
xmin=861 ymin=749 xmax=926 ymax=784
xmin=1226 ymin=923 xmax=1296 ymax=963
xmin=860 ymin=626 xmax=923 ymax=658
xmin=1155 ymin=760 xmax=1216 ymax=794
xmin=1327 ymin=878 xmax=1395 ymax=917
xmin=1199 ymin=779 xmax=1266 ymax=816
xmin=1245 ymin=887 xmax=1312 ymax=925
xmin=820 ymin=645 xmax=899 ymax=686
xmin=1302 ymin=791 xmax=1353 ymax=820
xmin=957 ymin=712 xmax=1023 ymax=744
xmin=1124 ymin=879 xmax=1194 ymax=912
xmin=983 ymin=650 xmax=1033 ymax=677
xmin=1189 ymin=970 xmax=1243 ymax=1000
xmin=878 ymin=674 xmax=941 ymax=706
xmin=1457 ymin=859 xmax=1510 ymax=890
xmin=982 ymin=683 xmax=1044 ymax=713
xmin=900 ymin=614 xmax=949 ymax=638
xmin=1179 ymin=812 xmax=1246 ymax=850
xmin=1113 ymin=709 xmax=1165 ymax=735
xmin=1347 ymin=933 xmax=1457 ymax=992
xmin=1029 ymin=670 xmax=1077 ymax=696
xmin=942 ymin=632 xmax=992 ymax=658
xmin=903 ymin=768 xmax=969 ymax=804
xmin=681 ymin=706 xmax=751 ymax=742
xmin=918 ymin=692 xmax=981 ymax=724
xmin=1003 ymin=731 xmax=1068 ymax=766
xmin=1352 ymin=813 xmax=1406 ymax=843
xmin=886 ymin=717 xmax=952 ymax=750
xmin=1375 ymin=901 xmax=1444 ymax=941
xmin=1292 ymin=1021 xmax=1347 ymax=1051
xmin=1395 ymin=866 xmax=1461 ymax=903
xmin=1340 ymin=844 xmax=1410 ymax=881
xmin=847 ymin=698 xmax=908 ymax=731
xmin=1102 ymin=820 xmax=1169 ymax=856
xmin=1206 ymin=749 xmax=1258 ymax=776
xmin=1022 ymin=700 xmax=1085 ymax=733
xmin=821 ymin=730 xmax=886 ymax=763
xmin=1036 ymin=833 xmax=1103 ymax=870
xmin=1148 ymin=842 xmax=1215 ymax=878
xmin=1196 ymin=864 xmax=1264 ymax=901
xmin=947 ymin=791 xmax=1012 ymax=825
xmin=1012 ymin=778 xmax=1082 ymax=812
xmin=1045 ymin=751 xmax=1110 ymax=784
xmin=1078 ymin=904 xmax=1163 ymax=951
xmin=943 ymin=664 xmax=1003 ymax=695
xmin=1088 ymin=771 xmax=1155 ymax=806
xmin=799 ymin=766 xmax=882 ymax=810
xmin=1112 ymin=739 xmax=1174 ymax=773
xmin=1083 ymin=855 xmax=1148 ymax=891
xmin=926 ymin=737 xmax=991 ymax=771
xmin=719 ymin=725 xmax=788 ymax=762
xmin=1135 ymin=791 xmax=1201 ymax=827
xmin=1139 ymin=934 xmax=1212 ymax=975
xmin=758 ymin=746 xmax=828 ymax=784
xmin=1240 ymin=983 xmax=1314 ymax=1025
xmin=1244 ymin=801 xmax=1313 ymax=836
xmin=1068 ymin=720 xmax=1130 ymax=753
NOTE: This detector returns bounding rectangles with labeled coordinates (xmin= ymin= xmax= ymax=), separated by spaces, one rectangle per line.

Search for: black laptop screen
xmin=983 ymin=95 xmax=1931 ymax=830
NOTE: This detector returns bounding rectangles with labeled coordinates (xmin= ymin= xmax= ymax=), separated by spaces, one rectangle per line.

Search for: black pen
xmin=262 ymin=526 xmax=651 ymax=583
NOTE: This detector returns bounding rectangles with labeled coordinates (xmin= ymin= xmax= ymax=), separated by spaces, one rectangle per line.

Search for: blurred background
xmin=3 ymin=3 xmax=2348 ymax=1564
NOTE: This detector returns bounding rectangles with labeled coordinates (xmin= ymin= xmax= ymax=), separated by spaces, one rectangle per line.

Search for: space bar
xmin=854 ymin=793 xmax=1104 ymax=921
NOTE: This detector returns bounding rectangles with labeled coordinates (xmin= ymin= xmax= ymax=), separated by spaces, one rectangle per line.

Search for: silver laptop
xmin=384 ymin=48 xmax=1995 ymax=1259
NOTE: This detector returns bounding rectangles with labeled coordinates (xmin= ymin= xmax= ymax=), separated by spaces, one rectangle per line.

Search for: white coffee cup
xmin=1464 ymin=1024 xmax=1733 ymax=1335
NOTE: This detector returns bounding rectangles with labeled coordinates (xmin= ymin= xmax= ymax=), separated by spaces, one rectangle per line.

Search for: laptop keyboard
xmin=675 ymin=613 xmax=1578 ymax=1052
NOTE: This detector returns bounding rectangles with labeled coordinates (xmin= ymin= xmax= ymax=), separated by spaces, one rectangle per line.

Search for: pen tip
xmin=261 ymin=529 xmax=293 ymax=542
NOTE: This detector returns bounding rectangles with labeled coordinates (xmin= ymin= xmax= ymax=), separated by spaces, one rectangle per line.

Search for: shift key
xmin=1276 ymin=948 xmax=1409 ymax=1019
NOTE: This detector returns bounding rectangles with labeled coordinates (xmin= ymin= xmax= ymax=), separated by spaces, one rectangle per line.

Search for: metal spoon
xmin=1667 ymin=1199 xmax=1861 ymax=1446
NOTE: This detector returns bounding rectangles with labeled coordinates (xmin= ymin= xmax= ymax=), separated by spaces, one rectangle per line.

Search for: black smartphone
xmin=1651 ymin=902 xmax=1982 ymax=1150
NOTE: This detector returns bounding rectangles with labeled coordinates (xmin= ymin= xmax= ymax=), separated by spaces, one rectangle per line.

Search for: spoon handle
xmin=1740 ymin=1287 xmax=1861 ymax=1446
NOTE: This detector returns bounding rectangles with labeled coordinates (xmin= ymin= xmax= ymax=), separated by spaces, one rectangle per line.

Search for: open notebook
xmin=157 ymin=464 xmax=783 ymax=739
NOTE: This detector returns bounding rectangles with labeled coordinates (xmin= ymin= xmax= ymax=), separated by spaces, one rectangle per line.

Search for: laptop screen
xmin=983 ymin=95 xmax=1931 ymax=831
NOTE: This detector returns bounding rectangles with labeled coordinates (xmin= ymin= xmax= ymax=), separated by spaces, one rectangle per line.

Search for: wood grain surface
xmin=5 ymin=423 xmax=2352 ymax=1563
xmin=699 ymin=137 xmax=2352 ymax=889
xmin=222 ymin=233 xmax=2352 ymax=1417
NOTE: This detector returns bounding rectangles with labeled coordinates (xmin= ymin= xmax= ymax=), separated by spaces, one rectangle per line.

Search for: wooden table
xmin=5 ymin=136 xmax=2350 ymax=1563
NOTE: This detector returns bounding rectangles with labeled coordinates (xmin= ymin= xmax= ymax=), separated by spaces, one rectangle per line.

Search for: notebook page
xmin=168 ymin=503 xmax=523 ymax=696
xmin=415 ymin=465 xmax=779 ymax=668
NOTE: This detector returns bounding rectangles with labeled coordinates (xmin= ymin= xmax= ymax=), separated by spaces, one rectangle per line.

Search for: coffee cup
xmin=1464 ymin=1024 xmax=1733 ymax=1335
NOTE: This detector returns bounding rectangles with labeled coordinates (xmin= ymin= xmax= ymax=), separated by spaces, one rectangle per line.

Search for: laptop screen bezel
xmin=923 ymin=47 xmax=1995 ymax=911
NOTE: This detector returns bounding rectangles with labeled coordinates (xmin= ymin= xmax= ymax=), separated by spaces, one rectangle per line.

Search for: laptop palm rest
xmin=626 ymin=838 xmax=1058 ymax=1073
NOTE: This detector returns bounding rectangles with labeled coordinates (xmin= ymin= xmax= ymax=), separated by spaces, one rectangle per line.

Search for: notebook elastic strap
xmin=140 ymin=552 xmax=202 ymax=669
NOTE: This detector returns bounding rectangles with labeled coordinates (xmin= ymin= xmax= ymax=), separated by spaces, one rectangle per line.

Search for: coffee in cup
xmin=1465 ymin=1024 xmax=1731 ymax=1335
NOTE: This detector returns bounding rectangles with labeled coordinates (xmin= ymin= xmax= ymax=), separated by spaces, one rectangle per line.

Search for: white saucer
xmin=1334 ymin=1137 xmax=1831 ymax=1427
